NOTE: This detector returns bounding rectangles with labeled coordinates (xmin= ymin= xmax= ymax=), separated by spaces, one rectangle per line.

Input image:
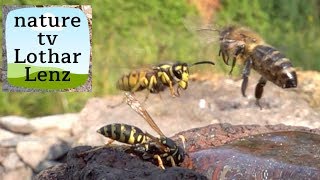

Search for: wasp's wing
xmin=183 ymin=15 xmax=221 ymax=45
xmin=125 ymin=93 xmax=165 ymax=136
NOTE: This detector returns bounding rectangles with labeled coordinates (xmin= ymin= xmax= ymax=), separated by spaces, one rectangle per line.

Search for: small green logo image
xmin=5 ymin=7 xmax=91 ymax=91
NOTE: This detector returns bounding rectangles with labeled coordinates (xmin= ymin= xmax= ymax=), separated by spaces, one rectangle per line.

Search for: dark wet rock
xmin=35 ymin=164 xmax=67 ymax=180
xmin=189 ymin=148 xmax=319 ymax=180
xmin=229 ymin=131 xmax=320 ymax=168
xmin=176 ymin=123 xmax=320 ymax=152
xmin=35 ymin=146 xmax=207 ymax=180
xmin=182 ymin=131 xmax=320 ymax=179
xmin=34 ymin=160 xmax=63 ymax=174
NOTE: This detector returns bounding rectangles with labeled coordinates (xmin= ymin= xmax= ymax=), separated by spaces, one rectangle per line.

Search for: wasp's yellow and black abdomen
xmin=97 ymin=123 xmax=147 ymax=144
xmin=251 ymin=45 xmax=297 ymax=88
xmin=116 ymin=69 xmax=164 ymax=93
xmin=117 ymin=70 xmax=145 ymax=91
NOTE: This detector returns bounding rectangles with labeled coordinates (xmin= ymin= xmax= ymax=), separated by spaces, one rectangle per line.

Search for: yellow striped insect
xmin=90 ymin=93 xmax=186 ymax=169
xmin=116 ymin=61 xmax=215 ymax=97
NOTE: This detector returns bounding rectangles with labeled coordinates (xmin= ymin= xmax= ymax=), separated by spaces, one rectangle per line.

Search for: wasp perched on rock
xmin=116 ymin=60 xmax=215 ymax=98
xmin=216 ymin=26 xmax=298 ymax=107
xmin=123 ymin=92 xmax=186 ymax=168
xmin=96 ymin=123 xmax=186 ymax=169
xmin=84 ymin=93 xmax=186 ymax=169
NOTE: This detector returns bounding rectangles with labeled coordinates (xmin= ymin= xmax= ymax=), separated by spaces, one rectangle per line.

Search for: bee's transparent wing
xmin=183 ymin=15 xmax=221 ymax=45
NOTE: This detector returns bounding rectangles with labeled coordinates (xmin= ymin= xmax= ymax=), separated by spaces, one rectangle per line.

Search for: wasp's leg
xmin=241 ymin=59 xmax=252 ymax=97
xmin=178 ymin=135 xmax=186 ymax=150
xmin=129 ymin=143 xmax=148 ymax=156
xmin=154 ymin=154 xmax=165 ymax=169
xmin=158 ymin=92 xmax=163 ymax=100
xmin=168 ymin=156 xmax=176 ymax=167
xmin=108 ymin=96 xmax=126 ymax=108
xmin=176 ymin=86 xmax=181 ymax=97
xmin=167 ymin=80 xmax=176 ymax=97
xmin=143 ymin=91 xmax=150 ymax=103
xmin=77 ymin=139 xmax=115 ymax=156
xmin=131 ymin=77 xmax=149 ymax=93
xmin=147 ymin=75 xmax=157 ymax=93
xmin=158 ymin=72 xmax=176 ymax=97
xmin=143 ymin=75 xmax=158 ymax=102
xmin=255 ymin=77 xmax=267 ymax=109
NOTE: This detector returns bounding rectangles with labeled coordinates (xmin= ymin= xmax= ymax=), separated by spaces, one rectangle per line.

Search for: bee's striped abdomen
xmin=97 ymin=123 xmax=147 ymax=144
xmin=251 ymin=45 xmax=297 ymax=88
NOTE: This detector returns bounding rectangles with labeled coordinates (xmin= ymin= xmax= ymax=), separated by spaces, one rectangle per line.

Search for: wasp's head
xmin=172 ymin=63 xmax=189 ymax=89
xmin=159 ymin=137 xmax=186 ymax=164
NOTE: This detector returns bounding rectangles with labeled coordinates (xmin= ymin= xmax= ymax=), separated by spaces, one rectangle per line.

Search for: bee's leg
xmin=219 ymin=45 xmax=230 ymax=65
xmin=219 ymin=49 xmax=225 ymax=63
xmin=225 ymin=54 xmax=230 ymax=65
xmin=229 ymin=57 xmax=237 ymax=75
xmin=221 ymin=50 xmax=229 ymax=65
xmin=241 ymin=59 xmax=252 ymax=97
xmin=77 ymin=139 xmax=115 ymax=156
xmin=154 ymin=154 xmax=165 ymax=169
xmin=255 ymin=77 xmax=267 ymax=109
xmin=229 ymin=44 xmax=245 ymax=75
xmin=168 ymin=156 xmax=176 ymax=167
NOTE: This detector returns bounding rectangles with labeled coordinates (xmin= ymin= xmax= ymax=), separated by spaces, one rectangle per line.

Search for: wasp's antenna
xmin=191 ymin=61 xmax=215 ymax=67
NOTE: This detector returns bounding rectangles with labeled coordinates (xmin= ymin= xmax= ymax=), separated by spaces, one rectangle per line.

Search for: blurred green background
xmin=1 ymin=0 xmax=319 ymax=117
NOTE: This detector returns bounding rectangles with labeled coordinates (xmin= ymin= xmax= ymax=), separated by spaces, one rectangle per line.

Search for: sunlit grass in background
xmin=0 ymin=0 xmax=319 ymax=117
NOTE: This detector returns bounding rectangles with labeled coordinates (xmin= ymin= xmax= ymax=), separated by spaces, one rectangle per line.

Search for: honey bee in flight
xmin=216 ymin=26 xmax=298 ymax=107
xmin=116 ymin=61 xmax=215 ymax=98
